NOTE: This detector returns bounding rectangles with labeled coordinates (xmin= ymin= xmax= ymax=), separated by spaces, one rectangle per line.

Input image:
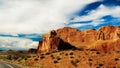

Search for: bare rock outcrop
xmin=37 ymin=30 xmax=76 ymax=53
xmin=37 ymin=26 xmax=120 ymax=53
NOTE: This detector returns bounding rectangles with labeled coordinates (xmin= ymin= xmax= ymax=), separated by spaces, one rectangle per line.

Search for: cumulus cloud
xmin=0 ymin=0 xmax=98 ymax=34
xmin=71 ymin=4 xmax=120 ymax=27
xmin=0 ymin=37 xmax=38 ymax=50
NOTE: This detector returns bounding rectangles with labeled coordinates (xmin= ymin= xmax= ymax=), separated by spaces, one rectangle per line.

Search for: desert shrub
xmin=33 ymin=55 xmax=36 ymax=58
xmin=98 ymin=63 xmax=104 ymax=67
xmin=34 ymin=58 xmax=38 ymax=61
xmin=115 ymin=58 xmax=119 ymax=61
xmin=24 ymin=58 xmax=27 ymax=60
xmin=6 ymin=55 xmax=12 ymax=60
xmin=41 ymin=54 xmax=44 ymax=55
xmin=88 ymin=58 xmax=92 ymax=61
xmin=71 ymin=59 xmax=79 ymax=64
xmin=96 ymin=67 xmax=100 ymax=68
xmin=65 ymin=53 xmax=68 ymax=56
xmin=50 ymin=54 xmax=54 ymax=57
xmin=40 ymin=54 xmax=45 ymax=59
xmin=70 ymin=56 xmax=74 ymax=58
xmin=116 ymin=51 xmax=120 ymax=53
xmin=6 ymin=54 xmax=20 ymax=60
xmin=46 ymin=52 xmax=50 ymax=55
xmin=59 ymin=52 xmax=64 ymax=55
xmin=69 ymin=52 xmax=74 ymax=55
xmin=27 ymin=55 xmax=31 ymax=58
xmin=96 ymin=51 xmax=100 ymax=54
xmin=71 ymin=59 xmax=79 ymax=67
xmin=14 ymin=56 xmax=19 ymax=60
xmin=113 ymin=66 xmax=116 ymax=68
xmin=20 ymin=55 xmax=27 ymax=59
xmin=56 ymin=56 xmax=61 ymax=60
xmin=71 ymin=60 xmax=76 ymax=66
xmin=54 ymin=60 xmax=58 ymax=64
xmin=75 ymin=59 xmax=80 ymax=63
xmin=50 ymin=54 xmax=55 ymax=59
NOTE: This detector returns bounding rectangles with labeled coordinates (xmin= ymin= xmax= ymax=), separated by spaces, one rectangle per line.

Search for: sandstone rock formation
xmin=37 ymin=26 xmax=120 ymax=53
xmin=37 ymin=30 xmax=76 ymax=53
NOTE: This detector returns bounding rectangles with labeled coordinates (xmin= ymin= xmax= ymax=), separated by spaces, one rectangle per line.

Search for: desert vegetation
xmin=0 ymin=49 xmax=120 ymax=68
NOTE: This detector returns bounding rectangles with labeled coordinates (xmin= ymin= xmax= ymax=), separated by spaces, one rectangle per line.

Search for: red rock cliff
xmin=37 ymin=26 xmax=120 ymax=53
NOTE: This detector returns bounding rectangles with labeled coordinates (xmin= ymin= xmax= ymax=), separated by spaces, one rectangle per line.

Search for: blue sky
xmin=0 ymin=0 xmax=120 ymax=50
xmin=68 ymin=0 xmax=120 ymax=30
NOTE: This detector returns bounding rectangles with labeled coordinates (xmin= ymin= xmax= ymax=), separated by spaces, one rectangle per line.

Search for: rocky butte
xmin=37 ymin=26 xmax=120 ymax=53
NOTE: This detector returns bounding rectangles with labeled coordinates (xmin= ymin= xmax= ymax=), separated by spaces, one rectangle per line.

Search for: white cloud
xmin=0 ymin=37 xmax=38 ymax=50
xmin=91 ymin=19 xmax=105 ymax=26
xmin=0 ymin=0 xmax=98 ymax=34
xmin=68 ymin=23 xmax=90 ymax=28
xmin=69 ymin=19 xmax=105 ymax=28
xmin=71 ymin=5 xmax=120 ymax=26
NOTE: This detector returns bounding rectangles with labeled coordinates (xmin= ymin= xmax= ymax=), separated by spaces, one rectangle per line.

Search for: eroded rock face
xmin=37 ymin=26 xmax=120 ymax=53
xmin=92 ymin=39 xmax=120 ymax=52
xmin=37 ymin=30 xmax=76 ymax=53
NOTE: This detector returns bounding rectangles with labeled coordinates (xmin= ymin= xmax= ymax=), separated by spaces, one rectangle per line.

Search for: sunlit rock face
xmin=37 ymin=26 xmax=120 ymax=53
xmin=37 ymin=30 xmax=76 ymax=53
xmin=37 ymin=30 xmax=58 ymax=53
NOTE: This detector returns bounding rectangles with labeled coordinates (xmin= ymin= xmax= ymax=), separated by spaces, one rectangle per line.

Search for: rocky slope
xmin=37 ymin=26 xmax=120 ymax=53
